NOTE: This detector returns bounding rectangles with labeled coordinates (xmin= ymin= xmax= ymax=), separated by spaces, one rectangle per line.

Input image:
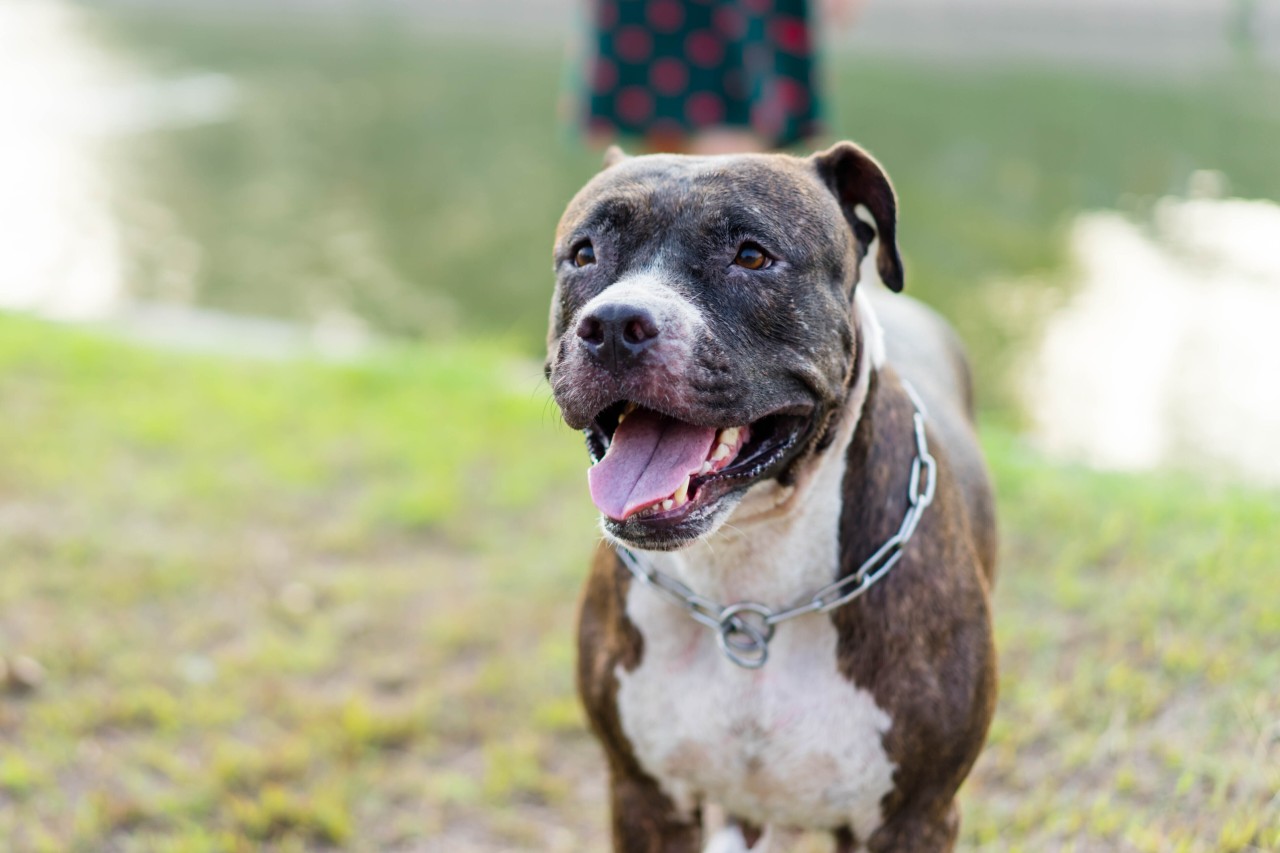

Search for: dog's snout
xmin=576 ymin=303 xmax=660 ymax=371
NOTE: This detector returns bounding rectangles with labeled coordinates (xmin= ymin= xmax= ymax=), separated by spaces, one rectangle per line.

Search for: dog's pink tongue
xmin=588 ymin=408 xmax=717 ymax=521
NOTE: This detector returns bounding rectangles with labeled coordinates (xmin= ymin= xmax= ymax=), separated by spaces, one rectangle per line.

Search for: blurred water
xmin=4 ymin=1 xmax=1279 ymax=485
xmin=1024 ymin=189 xmax=1280 ymax=486
xmin=0 ymin=1 xmax=373 ymax=357
xmin=0 ymin=2 xmax=237 ymax=317
xmin=841 ymin=0 xmax=1280 ymax=75
xmin=95 ymin=0 xmax=1280 ymax=74
xmin=0 ymin=1 xmax=125 ymax=318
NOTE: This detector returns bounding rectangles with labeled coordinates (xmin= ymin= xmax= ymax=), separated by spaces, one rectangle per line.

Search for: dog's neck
xmin=640 ymin=290 xmax=885 ymax=606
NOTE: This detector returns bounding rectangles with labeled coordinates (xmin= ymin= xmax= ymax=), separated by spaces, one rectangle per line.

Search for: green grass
xmin=0 ymin=316 xmax=1276 ymax=850
xmin=85 ymin=8 xmax=1280 ymax=414
xmin=0 ymin=315 xmax=597 ymax=849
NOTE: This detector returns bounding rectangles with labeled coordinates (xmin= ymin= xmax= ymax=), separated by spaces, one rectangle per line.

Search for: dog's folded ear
xmin=602 ymin=144 xmax=629 ymax=170
xmin=811 ymin=142 xmax=904 ymax=292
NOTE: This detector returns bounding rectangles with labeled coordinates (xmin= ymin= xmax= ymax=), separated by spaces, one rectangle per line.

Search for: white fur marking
xmin=852 ymin=203 xmax=891 ymax=292
xmin=575 ymin=268 xmax=705 ymax=339
xmin=704 ymin=826 xmax=751 ymax=853
xmin=855 ymin=289 xmax=886 ymax=369
xmin=616 ymin=301 xmax=895 ymax=839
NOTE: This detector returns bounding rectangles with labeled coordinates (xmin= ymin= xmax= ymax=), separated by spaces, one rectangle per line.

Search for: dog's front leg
xmin=608 ymin=769 xmax=702 ymax=853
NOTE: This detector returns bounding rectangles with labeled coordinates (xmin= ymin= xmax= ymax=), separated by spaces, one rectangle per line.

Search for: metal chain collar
xmin=614 ymin=381 xmax=937 ymax=670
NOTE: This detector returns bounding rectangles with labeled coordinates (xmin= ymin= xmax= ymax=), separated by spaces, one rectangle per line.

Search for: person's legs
xmin=686 ymin=128 xmax=767 ymax=155
xmin=643 ymin=128 xmax=767 ymax=155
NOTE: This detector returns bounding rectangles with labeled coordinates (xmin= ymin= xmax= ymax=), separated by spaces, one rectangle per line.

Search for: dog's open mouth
xmin=584 ymin=401 xmax=811 ymax=526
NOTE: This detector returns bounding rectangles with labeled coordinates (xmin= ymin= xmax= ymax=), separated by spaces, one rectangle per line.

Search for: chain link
xmin=614 ymin=380 xmax=937 ymax=670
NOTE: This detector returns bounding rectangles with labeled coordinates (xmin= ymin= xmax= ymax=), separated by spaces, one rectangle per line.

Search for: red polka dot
xmin=777 ymin=78 xmax=809 ymax=112
xmin=615 ymin=26 xmax=653 ymax=63
xmin=647 ymin=0 xmax=684 ymax=33
xmin=650 ymin=57 xmax=688 ymax=95
xmin=772 ymin=17 xmax=809 ymax=53
xmin=686 ymin=92 xmax=725 ymax=125
xmin=617 ymin=87 xmax=654 ymax=124
xmin=751 ymin=97 xmax=785 ymax=138
xmin=713 ymin=6 xmax=745 ymax=39
xmin=685 ymin=31 xmax=724 ymax=67
xmin=592 ymin=57 xmax=617 ymax=92
xmin=597 ymin=0 xmax=618 ymax=29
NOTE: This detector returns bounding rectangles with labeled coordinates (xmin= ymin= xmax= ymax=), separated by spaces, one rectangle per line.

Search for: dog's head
xmin=546 ymin=142 xmax=902 ymax=550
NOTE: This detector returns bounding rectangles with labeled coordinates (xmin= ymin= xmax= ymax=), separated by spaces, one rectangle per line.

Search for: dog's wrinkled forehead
xmin=555 ymin=154 xmax=850 ymax=270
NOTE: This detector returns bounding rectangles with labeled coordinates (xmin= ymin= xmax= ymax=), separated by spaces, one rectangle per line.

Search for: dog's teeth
xmin=623 ymin=402 xmax=638 ymax=415
xmin=673 ymin=477 xmax=689 ymax=505
xmin=661 ymin=499 xmax=674 ymax=511
xmin=697 ymin=461 xmax=713 ymax=476
xmin=616 ymin=412 xmax=626 ymax=424
xmin=712 ymin=443 xmax=731 ymax=462
xmin=720 ymin=427 xmax=740 ymax=446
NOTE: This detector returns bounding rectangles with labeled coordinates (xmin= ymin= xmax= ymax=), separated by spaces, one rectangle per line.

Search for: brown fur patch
xmin=832 ymin=369 xmax=997 ymax=849
xmin=577 ymin=548 xmax=704 ymax=850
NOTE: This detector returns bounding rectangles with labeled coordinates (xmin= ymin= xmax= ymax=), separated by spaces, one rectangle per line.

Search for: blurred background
xmin=0 ymin=0 xmax=1277 ymax=849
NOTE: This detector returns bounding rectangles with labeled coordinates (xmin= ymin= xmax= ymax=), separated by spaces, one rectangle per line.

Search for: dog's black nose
xmin=576 ymin=304 xmax=660 ymax=371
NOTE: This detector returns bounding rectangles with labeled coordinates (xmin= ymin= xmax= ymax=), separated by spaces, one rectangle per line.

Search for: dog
xmin=545 ymin=141 xmax=998 ymax=852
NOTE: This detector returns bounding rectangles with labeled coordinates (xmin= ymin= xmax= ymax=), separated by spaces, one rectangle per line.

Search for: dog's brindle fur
xmin=547 ymin=143 xmax=997 ymax=851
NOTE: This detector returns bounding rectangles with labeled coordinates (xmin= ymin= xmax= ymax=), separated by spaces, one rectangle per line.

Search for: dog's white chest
xmin=616 ymin=592 xmax=896 ymax=835
xmin=612 ymin=292 xmax=894 ymax=837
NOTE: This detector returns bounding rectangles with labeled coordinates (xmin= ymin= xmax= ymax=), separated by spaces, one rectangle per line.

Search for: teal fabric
xmin=583 ymin=0 xmax=822 ymax=148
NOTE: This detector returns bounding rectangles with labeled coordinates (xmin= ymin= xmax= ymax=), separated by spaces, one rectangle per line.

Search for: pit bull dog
xmin=545 ymin=142 xmax=998 ymax=852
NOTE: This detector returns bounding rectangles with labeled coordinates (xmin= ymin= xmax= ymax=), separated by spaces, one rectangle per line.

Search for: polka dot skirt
xmin=582 ymin=0 xmax=823 ymax=149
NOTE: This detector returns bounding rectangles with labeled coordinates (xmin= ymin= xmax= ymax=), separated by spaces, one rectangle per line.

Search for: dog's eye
xmin=573 ymin=242 xmax=596 ymax=267
xmin=733 ymin=243 xmax=771 ymax=270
